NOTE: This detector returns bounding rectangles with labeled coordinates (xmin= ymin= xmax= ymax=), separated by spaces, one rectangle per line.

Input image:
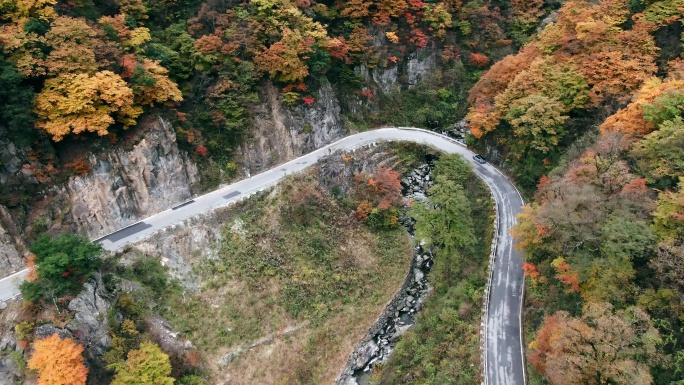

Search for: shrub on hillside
xmin=20 ymin=233 xmax=103 ymax=304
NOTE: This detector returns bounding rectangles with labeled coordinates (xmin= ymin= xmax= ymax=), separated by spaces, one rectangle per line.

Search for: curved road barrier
xmin=0 ymin=128 xmax=525 ymax=385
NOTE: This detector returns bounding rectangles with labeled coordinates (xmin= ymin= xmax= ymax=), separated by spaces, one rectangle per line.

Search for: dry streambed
xmin=340 ymin=162 xmax=436 ymax=385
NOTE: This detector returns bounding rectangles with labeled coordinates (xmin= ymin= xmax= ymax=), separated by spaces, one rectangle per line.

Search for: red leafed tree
xmin=522 ymin=262 xmax=540 ymax=279
xmin=408 ymin=0 xmax=425 ymax=10
xmin=373 ymin=167 xmax=402 ymax=206
xmin=328 ymin=36 xmax=350 ymax=63
xmin=194 ymin=34 xmax=223 ymax=53
xmin=551 ymin=257 xmax=580 ymax=293
xmin=119 ymin=54 xmax=138 ymax=78
xmin=408 ymin=29 xmax=429 ymax=48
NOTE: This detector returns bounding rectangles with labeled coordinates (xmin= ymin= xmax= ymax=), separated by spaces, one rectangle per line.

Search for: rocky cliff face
xmin=356 ymin=49 xmax=438 ymax=96
xmin=0 ymin=48 xmax=438 ymax=278
xmin=66 ymin=117 xmax=199 ymax=239
xmin=0 ymin=117 xmax=198 ymax=278
xmin=0 ymin=273 xmax=115 ymax=385
xmin=0 ymin=206 xmax=26 ymax=277
xmin=130 ymin=214 xmax=223 ymax=293
xmin=239 ymin=79 xmax=345 ymax=173
xmin=239 ymin=49 xmax=438 ymax=174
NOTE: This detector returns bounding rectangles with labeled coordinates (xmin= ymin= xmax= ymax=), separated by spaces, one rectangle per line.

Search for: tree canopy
xmin=529 ymin=303 xmax=660 ymax=385
xmin=110 ymin=342 xmax=175 ymax=385
xmin=20 ymin=233 xmax=103 ymax=302
xmin=27 ymin=333 xmax=88 ymax=385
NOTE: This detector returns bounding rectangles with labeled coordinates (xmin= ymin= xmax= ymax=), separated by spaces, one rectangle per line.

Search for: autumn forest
xmin=1 ymin=0 xmax=684 ymax=383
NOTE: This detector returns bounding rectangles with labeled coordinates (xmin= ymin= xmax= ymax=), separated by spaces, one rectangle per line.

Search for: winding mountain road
xmin=0 ymin=127 xmax=525 ymax=385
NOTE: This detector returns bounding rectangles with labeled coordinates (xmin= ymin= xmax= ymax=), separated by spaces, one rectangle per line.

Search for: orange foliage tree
xmin=466 ymin=0 xmax=659 ymax=141
xmin=466 ymin=44 xmax=540 ymax=137
xmin=352 ymin=167 xmax=403 ymax=227
xmin=339 ymin=0 xmax=371 ymax=19
xmin=468 ymin=52 xmax=489 ymax=67
xmin=372 ymin=167 xmax=403 ymax=205
xmin=529 ymin=303 xmax=659 ymax=385
xmin=601 ymin=76 xmax=684 ymax=138
xmin=254 ymin=28 xmax=313 ymax=83
xmin=28 ymin=334 xmax=88 ymax=385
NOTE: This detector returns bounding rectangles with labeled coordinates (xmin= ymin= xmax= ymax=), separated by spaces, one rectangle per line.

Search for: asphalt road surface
xmin=0 ymin=127 xmax=525 ymax=385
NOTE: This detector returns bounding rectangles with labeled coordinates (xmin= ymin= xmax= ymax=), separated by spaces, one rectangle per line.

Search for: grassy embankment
xmin=156 ymin=170 xmax=412 ymax=384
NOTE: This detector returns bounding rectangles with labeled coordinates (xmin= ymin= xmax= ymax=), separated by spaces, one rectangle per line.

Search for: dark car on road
xmin=473 ymin=154 xmax=487 ymax=164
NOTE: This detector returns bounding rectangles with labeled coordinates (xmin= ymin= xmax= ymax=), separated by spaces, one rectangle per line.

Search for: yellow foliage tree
xmin=133 ymin=59 xmax=183 ymax=106
xmin=27 ymin=334 xmax=88 ymax=385
xmin=43 ymin=16 xmax=99 ymax=75
xmin=511 ymin=204 xmax=547 ymax=253
xmin=0 ymin=0 xmax=57 ymax=22
xmin=115 ymin=0 xmax=148 ymax=21
xmin=0 ymin=23 xmax=47 ymax=76
xmin=98 ymin=14 xmax=151 ymax=51
xmin=422 ymin=3 xmax=452 ymax=38
xmin=35 ymin=71 xmax=142 ymax=141
xmin=125 ymin=27 xmax=151 ymax=50
xmin=385 ymin=31 xmax=399 ymax=43
xmin=111 ymin=342 xmax=174 ymax=385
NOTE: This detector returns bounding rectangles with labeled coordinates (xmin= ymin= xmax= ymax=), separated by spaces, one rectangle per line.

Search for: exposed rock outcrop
xmin=0 ymin=299 xmax=24 ymax=385
xmin=0 ymin=116 xmax=199 ymax=279
xmin=66 ymin=117 xmax=199 ymax=239
xmin=338 ymin=161 xmax=437 ymax=385
xmin=0 ymin=205 xmax=26 ymax=277
xmin=130 ymin=216 xmax=223 ymax=292
xmin=0 ymin=274 xmax=115 ymax=384
xmin=240 ymin=79 xmax=346 ymax=173
xmin=356 ymin=49 xmax=438 ymax=96
xmin=66 ymin=273 xmax=113 ymax=358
